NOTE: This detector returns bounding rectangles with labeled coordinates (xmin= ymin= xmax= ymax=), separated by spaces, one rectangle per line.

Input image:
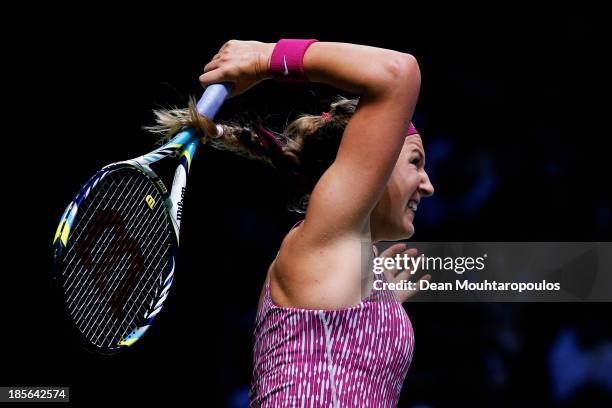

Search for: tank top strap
xmin=290 ymin=218 xmax=305 ymax=230
xmin=273 ymin=219 xmax=304 ymax=259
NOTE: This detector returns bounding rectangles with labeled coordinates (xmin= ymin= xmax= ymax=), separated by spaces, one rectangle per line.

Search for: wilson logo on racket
xmin=145 ymin=194 xmax=156 ymax=210
xmin=176 ymin=187 xmax=185 ymax=221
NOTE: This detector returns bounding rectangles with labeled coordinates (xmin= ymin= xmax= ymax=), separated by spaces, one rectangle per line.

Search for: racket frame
xmin=52 ymin=83 xmax=230 ymax=352
xmin=52 ymin=129 xmax=199 ymax=352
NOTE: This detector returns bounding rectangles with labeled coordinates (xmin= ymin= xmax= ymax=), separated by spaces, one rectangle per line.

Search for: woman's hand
xmin=199 ymin=40 xmax=274 ymax=98
xmin=373 ymin=243 xmax=431 ymax=303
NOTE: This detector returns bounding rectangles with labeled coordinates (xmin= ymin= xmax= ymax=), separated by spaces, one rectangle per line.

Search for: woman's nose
xmin=420 ymin=172 xmax=434 ymax=197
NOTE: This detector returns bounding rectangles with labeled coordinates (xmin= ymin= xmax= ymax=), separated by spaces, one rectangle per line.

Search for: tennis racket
xmin=52 ymin=83 xmax=232 ymax=353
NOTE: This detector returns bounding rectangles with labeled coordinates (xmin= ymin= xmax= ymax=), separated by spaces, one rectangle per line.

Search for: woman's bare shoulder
xmin=270 ymin=221 xmax=368 ymax=309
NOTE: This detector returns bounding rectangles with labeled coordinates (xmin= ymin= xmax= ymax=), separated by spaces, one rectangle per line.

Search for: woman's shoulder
xmin=270 ymin=218 xmax=369 ymax=309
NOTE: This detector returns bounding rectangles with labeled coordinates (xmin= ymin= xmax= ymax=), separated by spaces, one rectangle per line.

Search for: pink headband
xmin=255 ymin=117 xmax=419 ymax=172
xmin=406 ymin=122 xmax=419 ymax=136
xmin=321 ymin=112 xmax=419 ymax=136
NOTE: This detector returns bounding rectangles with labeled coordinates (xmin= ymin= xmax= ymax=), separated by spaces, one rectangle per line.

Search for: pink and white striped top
xmin=249 ymin=232 xmax=415 ymax=407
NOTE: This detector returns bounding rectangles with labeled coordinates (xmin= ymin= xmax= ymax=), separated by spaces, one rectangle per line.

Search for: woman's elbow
xmin=380 ymin=53 xmax=421 ymax=94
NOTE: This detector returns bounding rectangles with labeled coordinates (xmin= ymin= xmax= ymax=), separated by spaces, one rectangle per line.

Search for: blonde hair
xmin=147 ymin=96 xmax=358 ymax=213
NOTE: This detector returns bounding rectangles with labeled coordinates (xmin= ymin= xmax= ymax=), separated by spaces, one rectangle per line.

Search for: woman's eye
xmin=410 ymin=157 xmax=421 ymax=166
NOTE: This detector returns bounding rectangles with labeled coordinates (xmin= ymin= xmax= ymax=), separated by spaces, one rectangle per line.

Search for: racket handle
xmin=196 ymin=83 xmax=232 ymax=119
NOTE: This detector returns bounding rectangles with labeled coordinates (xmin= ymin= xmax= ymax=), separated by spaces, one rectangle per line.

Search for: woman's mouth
xmin=407 ymin=200 xmax=418 ymax=212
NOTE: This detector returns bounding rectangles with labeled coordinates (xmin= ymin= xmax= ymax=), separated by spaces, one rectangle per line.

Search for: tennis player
xmin=154 ymin=39 xmax=434 ymax=407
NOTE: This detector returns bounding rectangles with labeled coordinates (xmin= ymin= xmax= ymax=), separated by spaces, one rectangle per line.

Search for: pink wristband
xmin=406 ymin=122 xmax=419 ymax=136
xmin=269 ymin=39 xmax=319 ymax=82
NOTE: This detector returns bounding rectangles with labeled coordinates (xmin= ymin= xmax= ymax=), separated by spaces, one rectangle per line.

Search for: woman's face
xmin=371 ymin=135 xmax=434 ymax=241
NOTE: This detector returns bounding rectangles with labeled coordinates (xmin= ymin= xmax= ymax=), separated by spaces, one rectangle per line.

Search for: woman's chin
xmin=401 ymin=212 xmax=415 ymax=239
xmin=375 ymin=212 xmax=415 ymax=241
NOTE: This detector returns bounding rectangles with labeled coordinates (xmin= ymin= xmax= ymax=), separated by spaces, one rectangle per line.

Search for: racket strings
xmin=83 ymin=216 xmax=167 ymax=342
xmin=65 ymin=176 xmax=151 ymax=310
xmin=67 ymin=174 xmax=156 ymax=341
xmin=71 ymin=182 xmax=153 ymax=312
xmin=86 ymin=212 xmax=171 ymax=346
xmin=70 ymin=174 xmax=169 ymax=347
xmin=63 ymin=175 xmax=149 ymax=287
xmin=60 ymin=167 xmax=173 ymax=350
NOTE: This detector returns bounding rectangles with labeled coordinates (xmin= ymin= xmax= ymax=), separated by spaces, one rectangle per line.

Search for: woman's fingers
xmin=379 ymin=243 xmax=407 ymax=258
xmin=199 ymin=68 xmax=233 ymax=88
xmin=203 ymin=58 xmax=221 ymax=73
xmin=396 ymin=273 xmax=431 ymax=302
xmin=372 ymin=244 xmax=428 ymax=302
xmin=376 ymin=243 xmax=406 ymax=280
xmin=405 ymin=248 xmax=419 ymax=258
xmin=198 ymin=40 xmax=273 ymax=98
xmin=376 ymin=245 xmax=419 ymax=278
xmin=393 ymin=248 xmax=419 ymax=278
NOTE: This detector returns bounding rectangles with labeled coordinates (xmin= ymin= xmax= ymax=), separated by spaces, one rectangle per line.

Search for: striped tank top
xmin=249 ymin=222 xmax=415 ymax=407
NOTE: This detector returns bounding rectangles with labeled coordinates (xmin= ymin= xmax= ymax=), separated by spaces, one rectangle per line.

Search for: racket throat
xmin=169 ymin=137 xmax=198 ymax=239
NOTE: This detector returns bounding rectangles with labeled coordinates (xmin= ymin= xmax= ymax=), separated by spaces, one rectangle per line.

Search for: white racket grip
xmin=196 ymin=83 xmax=232 ymax=119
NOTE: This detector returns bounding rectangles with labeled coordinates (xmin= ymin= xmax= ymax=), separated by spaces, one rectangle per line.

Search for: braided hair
xmin=147 ymin=96 xmax=358 ymax=213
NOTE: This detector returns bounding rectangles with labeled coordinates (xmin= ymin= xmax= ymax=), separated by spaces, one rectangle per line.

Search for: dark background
xmin=3 ymin=5 xmax=610 ymax=407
